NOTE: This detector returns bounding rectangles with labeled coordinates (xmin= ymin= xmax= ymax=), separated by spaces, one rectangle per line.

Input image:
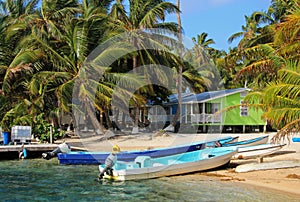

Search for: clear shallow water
xmin=0 ymin=159 xmax=299 ymax=202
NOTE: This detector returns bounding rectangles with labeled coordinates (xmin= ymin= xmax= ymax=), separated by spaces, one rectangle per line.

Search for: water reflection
xmin=0 ymin=159 xmax=299 ymax=202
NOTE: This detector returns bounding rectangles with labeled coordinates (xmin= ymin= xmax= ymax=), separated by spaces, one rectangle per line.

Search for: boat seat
xmin=134 ymin=156 xmax=152 ymax=168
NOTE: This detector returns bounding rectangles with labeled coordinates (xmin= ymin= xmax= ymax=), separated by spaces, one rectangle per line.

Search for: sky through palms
xmin=166 ymin=0 xmax=270 ymax=50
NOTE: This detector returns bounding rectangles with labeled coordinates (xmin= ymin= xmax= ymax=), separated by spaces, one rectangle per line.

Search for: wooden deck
xmin=0 ymin=144 xmax=59 ymax=152
xmin=0 ymin=143 xmax=86 ymax=160
xmin=0 ymin=143 xmax=86 ymax=152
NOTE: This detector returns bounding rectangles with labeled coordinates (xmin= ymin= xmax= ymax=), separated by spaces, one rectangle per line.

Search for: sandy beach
xmin=62 ymin=131 xmax=300 ymax=197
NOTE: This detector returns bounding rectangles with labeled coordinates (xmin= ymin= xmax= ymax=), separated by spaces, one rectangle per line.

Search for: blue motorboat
xmin=220 ymin=135 xmax=269 ymax=147
xmin=58 ymin=136 xmax=238 ymax=165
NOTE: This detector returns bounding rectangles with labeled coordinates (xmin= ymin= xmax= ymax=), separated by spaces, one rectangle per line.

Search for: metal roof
xmin=167 ymin=88 xmax=251 ymax=104
xmin=167 ymin=92 xmax=195 ymax=103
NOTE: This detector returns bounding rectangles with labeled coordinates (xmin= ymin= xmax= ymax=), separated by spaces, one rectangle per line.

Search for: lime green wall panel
xmin=221 ymin=92 xmax=265 ymax=125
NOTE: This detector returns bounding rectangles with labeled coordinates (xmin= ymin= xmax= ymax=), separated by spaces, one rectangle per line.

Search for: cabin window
xmin=240 ymin=100 xmax=248 ymax=116
xmin=206 ymin=103 xmax=220 ymax=114
xmin=205 ymin=103 xmax=211 ymax=113
xmin=212 ymin=103 xmax=220 ymax=113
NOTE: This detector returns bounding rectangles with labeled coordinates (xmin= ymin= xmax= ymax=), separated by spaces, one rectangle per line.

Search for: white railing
xmin=193 ymin=113 xmax=222 ymax=123
xmin=121 ymin=113 xmax=221 ymax=124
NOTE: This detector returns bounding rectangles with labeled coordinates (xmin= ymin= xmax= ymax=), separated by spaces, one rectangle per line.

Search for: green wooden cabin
xmin=162 ymin=88 xmax=266 ymax=133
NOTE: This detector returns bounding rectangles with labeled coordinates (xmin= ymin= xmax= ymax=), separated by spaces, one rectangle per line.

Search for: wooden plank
xmin=0 ymin=144 xmax=86 ymax=152
xmin=0 ymin=144 xmax=57 ymax=152
xmin=70 ymin=146 xmax=87 ymax=151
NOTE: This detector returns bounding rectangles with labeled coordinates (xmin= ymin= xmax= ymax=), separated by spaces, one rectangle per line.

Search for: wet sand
xmin=61 ymin=131 xmax=300 ymax=197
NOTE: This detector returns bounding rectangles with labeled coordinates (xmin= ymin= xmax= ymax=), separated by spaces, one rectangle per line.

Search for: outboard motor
xmin=42 ymin=142 xmax=71 ymax=160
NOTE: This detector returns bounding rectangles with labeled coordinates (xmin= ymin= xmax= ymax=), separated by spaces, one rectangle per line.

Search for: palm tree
xmin=181 ymin=32 xmax=221 ymax=92
xmin=225 ymin=14 xmax=267 ymax=89
xmin=268 ymin=0 xmax=298 ymax=22
xmin=30 ymin=0 xmax=114 ymax=135
xmin=107 ymin=0 xmax=178 ymax=133
xmin=273 ymin=2 xmax=300 ymax=60
xmin=0 ymin=0 xmax=115 ymax=138
xmin=169 ymin=0 xmax=182 ymax=131
xmin=232 ymin=0 xmax=300 ymax=89
xmin=227 ymin=16 xmax=256 ymax=49
xmin=0 ymin=0 xmax=42 ymax=131
xmin=244 ymin=60 xmax=300 ymax=143
xmin=224 ymin=0 xmax=300 ymax=89
xmin=190 ymin=32 xmax=215 ymax=65
xmin=192 ymin=33 xmax=215 ymax=50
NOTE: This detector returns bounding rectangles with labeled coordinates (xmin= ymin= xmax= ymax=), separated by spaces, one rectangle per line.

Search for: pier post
xmin=50 ymin=126 xmax=53 ymax=144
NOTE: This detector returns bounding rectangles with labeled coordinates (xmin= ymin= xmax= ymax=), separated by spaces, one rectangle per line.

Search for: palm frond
xmin=271 ymin=118 xmax=300 ymax=143
xmin=228 ymin=32 xmax=244 ymax=44
xmin=140 ymin=2 xmax=178 ymax=28
xmin=278 ymin=62 xmax=300 ymax=85
xmin=264 ymin=107 xmax=300 ymax=128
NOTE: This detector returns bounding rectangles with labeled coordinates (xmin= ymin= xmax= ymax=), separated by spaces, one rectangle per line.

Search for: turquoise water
xmin=0 ymin=159 xmax=299 ymax=202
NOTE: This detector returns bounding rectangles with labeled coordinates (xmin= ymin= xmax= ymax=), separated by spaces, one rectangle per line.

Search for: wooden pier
xmin=0 ymin=144 xmax=58 ymax=152
xmin=0 ymin=143 xmax=86 ymax=160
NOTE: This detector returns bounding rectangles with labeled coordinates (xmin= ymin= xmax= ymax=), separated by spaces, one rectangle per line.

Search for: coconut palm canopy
xmin=0 ymin=0 xmax=300 ymax=141
xmin=244 ymin=61 xmax=300 ymax=143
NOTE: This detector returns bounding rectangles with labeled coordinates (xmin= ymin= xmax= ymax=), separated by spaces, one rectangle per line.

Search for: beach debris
xmin=286 ymin=174 xmax=300 ymax=179
xmin=152 ymin=130 xmax=169 ymax=138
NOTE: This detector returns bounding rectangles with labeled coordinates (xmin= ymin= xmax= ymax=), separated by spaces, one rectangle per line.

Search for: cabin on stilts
xmin=147 ymin=88 xmax=267 ymax=133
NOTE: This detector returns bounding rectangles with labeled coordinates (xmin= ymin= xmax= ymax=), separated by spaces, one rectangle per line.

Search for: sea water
xmin=0 ymin=159 xmax=299 ymax=202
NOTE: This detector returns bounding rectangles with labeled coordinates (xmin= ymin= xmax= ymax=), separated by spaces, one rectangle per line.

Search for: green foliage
xmin=1 ymin=0 xmax=300 ymax=142
xmin=32 ymin=114 xmax=64 ymax=142
xmin=245 ymin=61 xmax=300 ymax=142
xmin=223 ymin=0 xmax=300 ymax=89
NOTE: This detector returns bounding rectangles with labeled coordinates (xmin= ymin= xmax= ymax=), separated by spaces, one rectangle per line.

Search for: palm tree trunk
xmin=132 ymin=55 xmax=139 ymax=134
xmin=104 ymin=109 xmax=113 ymax=129
xmin=85 ymin=99 xmax=105 ymax=135
xmin=170 ymin=0 xmax=182 ymax=132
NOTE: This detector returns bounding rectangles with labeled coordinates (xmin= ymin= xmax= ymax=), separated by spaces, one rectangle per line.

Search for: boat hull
xmin=221 ymin=135 xmax=269 ymax=147
xmin=232 ymin=143 xmax=286 ymax=159
xmin=100 ymin=147 xmax=237 ymax=181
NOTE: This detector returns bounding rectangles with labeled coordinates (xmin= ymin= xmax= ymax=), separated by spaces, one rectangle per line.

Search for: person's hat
xmin=112 ymin=145 xmax=121 ymax=153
